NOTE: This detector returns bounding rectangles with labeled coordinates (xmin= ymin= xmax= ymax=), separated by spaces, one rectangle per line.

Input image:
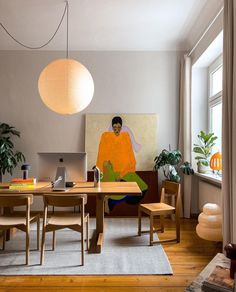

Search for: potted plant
xmin=154 ymin=148 xmax=182 ymax=183
xmin=154 ymin=147 xmax=195 ymax=180
xmin=0 ymin=123 xmax=25 ymax=182
xmin=193 ymin=131 xmax=217 ymax=173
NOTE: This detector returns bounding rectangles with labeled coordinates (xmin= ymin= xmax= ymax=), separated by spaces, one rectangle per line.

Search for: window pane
xmin=211 ymin=66 xmax=222 ymax=96
xmin=211 ymin=102 xmax=222 ymax=154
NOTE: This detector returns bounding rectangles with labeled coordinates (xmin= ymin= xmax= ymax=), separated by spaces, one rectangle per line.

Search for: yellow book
xmin=9 ymin=185 xmax=35 ymax=190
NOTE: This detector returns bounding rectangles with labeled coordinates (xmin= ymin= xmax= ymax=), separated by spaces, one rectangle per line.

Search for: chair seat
xmin=140 ymin=202 xmax=175 ymax=214
xmin=48 ymin=213 xmax=89 ymax=226
xmin=0 ymin=215 xmax=38 ymax=226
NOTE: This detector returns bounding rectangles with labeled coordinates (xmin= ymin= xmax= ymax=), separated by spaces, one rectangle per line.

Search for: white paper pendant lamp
xmin=38 ymin=58 xmax=94 ymax=115
xmin=0 ymin=1 xmax=94 ymax=115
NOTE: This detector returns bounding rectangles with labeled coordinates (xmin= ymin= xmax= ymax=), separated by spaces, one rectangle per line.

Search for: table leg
xmin=96 ymin=194 xmax=104 ymax=233
xmin=89 ymin=194 xmax=104 ymax=253
xmin=4 ymin=207 xmax=11 ymax=241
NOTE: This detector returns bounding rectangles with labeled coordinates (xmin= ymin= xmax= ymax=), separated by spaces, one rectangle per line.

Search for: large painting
xmin=85 ymin=114 xmax=157 ymax=170
xmin=85 ymin=114 xmax=157 ymax=212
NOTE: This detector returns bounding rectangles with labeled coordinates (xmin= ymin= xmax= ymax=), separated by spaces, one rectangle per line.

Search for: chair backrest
xmin=42 ymin=194 xmax=87 ymax=228
xmin=160 ymin=181 xmax=181 ymax=214
xmin=0 ymin=194 xmax=33 ymax=220
xmin=43 ymin=194 xmax=87 ymax=208
xmin=0 ymin=194 xmax=33 ymax=207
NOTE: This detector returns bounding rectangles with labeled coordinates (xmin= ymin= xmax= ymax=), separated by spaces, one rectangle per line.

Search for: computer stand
xmin=52 ymin=167 xmax=66 ymax=191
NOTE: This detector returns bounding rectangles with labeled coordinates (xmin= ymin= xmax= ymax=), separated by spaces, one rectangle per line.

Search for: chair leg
xmin=2 ymin=230 xmax=6 ymax=250
xmin=160 ymin=215 xmax=164 ymax=233
xmin=176 ymin=215 xmax=180 ymax=243
xmin=37 ymin=216 xmax=40 ymax=250
xmin=40 ymin=227 xmax=46 ymax=265
xmin=138 ymin=207 xmax=142 ymax=236
xmin=81 ymin=224 xmax=84 ymax=266
xmin=86 ymin=216 xmax=89 ymax=251
xmin=52 ymin=231 xmax=56 ymax=251
xmin=150 ymin=215 xmax=154 ymax=246
xmin=26 ymin=225 xmax=30 ymax=265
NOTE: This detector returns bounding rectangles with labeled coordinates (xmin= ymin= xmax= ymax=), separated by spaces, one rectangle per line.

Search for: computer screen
xmin=37 ymin=152 xmax=87 ymax=182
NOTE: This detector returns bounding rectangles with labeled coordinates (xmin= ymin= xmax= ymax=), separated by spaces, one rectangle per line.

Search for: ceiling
xmin=0 ymin=0 xmax=210 ymax=51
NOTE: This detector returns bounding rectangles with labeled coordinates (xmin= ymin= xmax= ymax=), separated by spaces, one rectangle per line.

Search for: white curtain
xmin=178 ymin=54 xmax=192 ymax=218
xmin=222 ymin=0 xmax=236 ymax=245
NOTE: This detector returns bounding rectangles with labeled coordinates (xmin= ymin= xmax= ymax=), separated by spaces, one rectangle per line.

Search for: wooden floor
xmin=0 ymin=218 xmax=222 ymax=292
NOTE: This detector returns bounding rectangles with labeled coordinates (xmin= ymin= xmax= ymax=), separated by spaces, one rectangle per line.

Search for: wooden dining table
xmin=0 ymin=181 xmax=141 ymax=253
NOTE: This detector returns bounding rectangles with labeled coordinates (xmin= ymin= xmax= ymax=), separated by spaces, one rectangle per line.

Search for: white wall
xmin=0 ymin=50 xmax=181 ymax=181
xmin=199 ymin=180 xmax=221 ymax=210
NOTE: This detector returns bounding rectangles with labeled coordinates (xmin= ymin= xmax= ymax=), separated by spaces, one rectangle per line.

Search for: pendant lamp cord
xmin=0 ymin=1 xmax=68 ymax=52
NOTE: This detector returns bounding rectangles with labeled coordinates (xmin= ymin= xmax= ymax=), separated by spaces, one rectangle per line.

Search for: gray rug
xmin=0 ymin=218 xmax=173 ymax=275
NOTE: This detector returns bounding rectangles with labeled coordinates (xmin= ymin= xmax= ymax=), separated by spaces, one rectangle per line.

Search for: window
xmin=208 ymin=56 xmax=222 ymax=154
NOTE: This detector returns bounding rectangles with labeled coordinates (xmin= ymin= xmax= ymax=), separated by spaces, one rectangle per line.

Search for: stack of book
xmin=202 ymin=265 xmax=235 ymax=292
xmin=9 ymin=178 xmax=37 ymax=190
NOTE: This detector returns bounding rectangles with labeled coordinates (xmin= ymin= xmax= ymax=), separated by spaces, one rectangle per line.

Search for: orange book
xmin=11 ymin=178 xmax=36 ymax=184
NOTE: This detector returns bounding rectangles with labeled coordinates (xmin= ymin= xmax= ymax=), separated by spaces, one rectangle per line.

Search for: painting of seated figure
xmin=85 ymin=114 xmax=157 ymax=213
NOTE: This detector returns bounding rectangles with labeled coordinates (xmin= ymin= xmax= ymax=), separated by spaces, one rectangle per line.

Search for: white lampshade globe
xmin=38 ymin=58 xmax=94 ymax=115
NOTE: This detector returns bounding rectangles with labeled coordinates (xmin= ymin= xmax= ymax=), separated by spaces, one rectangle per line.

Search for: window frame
xmin=208 ymin=55 xmax=223 ymax=133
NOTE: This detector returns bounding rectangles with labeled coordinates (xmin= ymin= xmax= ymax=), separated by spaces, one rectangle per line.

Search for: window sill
xmin=194 ymin=172 xmax=222 ymax=186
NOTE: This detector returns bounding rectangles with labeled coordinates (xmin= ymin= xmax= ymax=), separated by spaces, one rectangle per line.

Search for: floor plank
xmin=0 ymin=218 xmax=222 ymax=291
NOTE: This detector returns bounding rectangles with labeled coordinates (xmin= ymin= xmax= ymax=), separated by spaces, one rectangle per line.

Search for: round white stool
xmin=196 ymin=203 xmax=223 ymax=241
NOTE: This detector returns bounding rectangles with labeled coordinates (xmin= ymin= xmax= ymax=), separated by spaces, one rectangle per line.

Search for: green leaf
xmin=180 ymin=161 xmax=194 ymax=175
xmin=169 ymin=172 xmax=181 ymax=183
xmin=0 ymin=123 xmax=20 ymax=138
xmin=198 ymin=160 xmax=209 ymax=166
xmin=194 ymin=156 xmax=205 ymax=160
xmin=193 ymin=147 xmax=205 ymax=155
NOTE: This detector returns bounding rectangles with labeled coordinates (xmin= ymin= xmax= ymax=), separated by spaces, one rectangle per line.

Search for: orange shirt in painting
xmin=96 ymin=132 xmax=136 ymax=177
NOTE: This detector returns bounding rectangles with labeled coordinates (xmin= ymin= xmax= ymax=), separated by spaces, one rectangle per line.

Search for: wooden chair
xmin=138 ymin=181 xmax=181 ymax=245
xmin=40 ymin=194 xmax=89 ymax=266
xmin=0 ymin=194 xmax=40 ymax=265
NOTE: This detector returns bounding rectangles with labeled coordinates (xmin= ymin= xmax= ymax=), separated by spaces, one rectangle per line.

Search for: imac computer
xmin=37 ymin=152 xmax=87 ymax=188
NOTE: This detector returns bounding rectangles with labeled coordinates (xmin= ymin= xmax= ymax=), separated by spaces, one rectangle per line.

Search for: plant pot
xmin=197 ymin=163 xmax=210 ymax=173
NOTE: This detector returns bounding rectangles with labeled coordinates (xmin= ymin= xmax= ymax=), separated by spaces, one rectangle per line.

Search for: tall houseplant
xmin=193 ymin=131 xmax=217 ymax=173
xmin=0 ymin=123 xmax=25 ymax=182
